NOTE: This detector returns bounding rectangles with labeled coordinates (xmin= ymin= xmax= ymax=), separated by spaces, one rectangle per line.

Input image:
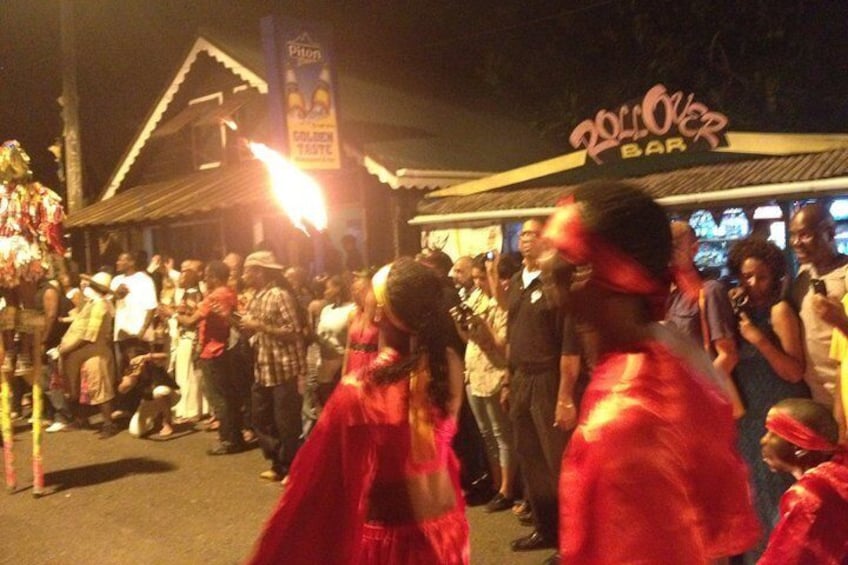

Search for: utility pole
xmin=60 ymin=0 xmax=84 ymax=214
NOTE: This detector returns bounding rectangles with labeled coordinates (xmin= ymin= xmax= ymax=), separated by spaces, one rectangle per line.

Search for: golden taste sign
xmin=279 ymin=24 xmax=341 ymax=170
xmin=568 ymin=84 xmax=729 ymax=164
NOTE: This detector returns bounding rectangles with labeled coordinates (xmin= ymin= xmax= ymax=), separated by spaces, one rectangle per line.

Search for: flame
xmin=248 ymin=141 xmax=328 ymax=232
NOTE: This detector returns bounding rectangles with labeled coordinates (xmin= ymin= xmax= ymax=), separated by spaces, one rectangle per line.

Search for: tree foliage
xmin=357 ymin=0 xmax=848 ymax=147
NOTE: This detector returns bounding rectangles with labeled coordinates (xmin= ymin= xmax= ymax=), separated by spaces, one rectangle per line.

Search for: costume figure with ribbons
xmin=759 ymin=398 xmax=848 ymax=565
xmin=248 ymin=257 xmax=469 ymax=565
xmin=545 ymin=181 xmax=760 ymax=563
xmin=0 ymin=140 xmax=65 ymax=496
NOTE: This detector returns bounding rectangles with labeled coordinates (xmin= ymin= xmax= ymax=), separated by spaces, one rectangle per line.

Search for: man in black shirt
xmin=504 ymin=219 xmax=581 ymax=560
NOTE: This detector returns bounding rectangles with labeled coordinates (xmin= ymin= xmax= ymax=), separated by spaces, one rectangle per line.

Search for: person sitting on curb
xmin=119 ymin=352 xmax=180 ymax=438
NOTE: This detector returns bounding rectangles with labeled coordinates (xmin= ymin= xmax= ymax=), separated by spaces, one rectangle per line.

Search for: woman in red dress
xmin=248 ymin=257 xmax=468 ymax=565
xmin=545 ymin=181 xmax=760 ymax=564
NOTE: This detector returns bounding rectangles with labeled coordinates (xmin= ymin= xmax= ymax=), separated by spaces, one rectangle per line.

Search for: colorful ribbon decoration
xmin=766 ymin=409 xmax=839 ymax=452
xmin=544 ymin=202 xmax=670 ymax=320
xmin=371 ymin=264 xmax=413 ymax=334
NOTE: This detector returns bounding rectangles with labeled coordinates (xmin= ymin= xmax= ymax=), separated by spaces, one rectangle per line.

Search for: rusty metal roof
xmin=66 ymin=161 xmax=269 ymax=228
xmin=416 ymin=148 xmax=848 ymax=216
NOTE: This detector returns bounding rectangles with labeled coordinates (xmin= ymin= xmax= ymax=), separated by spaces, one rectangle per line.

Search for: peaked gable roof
xmin=101 ymin=35 xmax=267 ymax=201
xmin=99 ymin=28 xmax=561 ymax=201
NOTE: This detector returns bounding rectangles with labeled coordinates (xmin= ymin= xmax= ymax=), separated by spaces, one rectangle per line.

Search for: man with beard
xmin=240 ymin=251 xmax=306 ymax=480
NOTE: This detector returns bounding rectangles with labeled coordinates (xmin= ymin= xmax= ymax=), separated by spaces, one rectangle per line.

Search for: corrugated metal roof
xmin=67 ymin=162 xmax=270 ymax=228
xmin=416 ymin=148 xmax=848 ymax=216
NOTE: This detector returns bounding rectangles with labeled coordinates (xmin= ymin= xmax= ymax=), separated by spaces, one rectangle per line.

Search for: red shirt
xmin=197 ymin=285 xmax=236 ymax=359
xmin=760 ymin=455 xmax=848 ymax=565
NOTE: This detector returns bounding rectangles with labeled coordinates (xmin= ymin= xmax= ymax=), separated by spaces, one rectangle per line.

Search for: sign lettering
xmin=569 ymin=84 xmax=729 ymax=164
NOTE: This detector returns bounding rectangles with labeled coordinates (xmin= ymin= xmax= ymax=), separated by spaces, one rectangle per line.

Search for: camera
xmin=450 ymin=302 xmax=476 ymax=331
xmin=485 ymin=250 xmax=496 ymax=261
xmin=729 ymin=288 xmax=749 ymax=318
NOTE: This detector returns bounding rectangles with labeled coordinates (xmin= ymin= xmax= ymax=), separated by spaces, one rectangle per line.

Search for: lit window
xmin=717 ymin=208 xmax=749 ymax=239
xmin=753 ymin=205 xmax=783 ymax=220
xmin=830 ymin=199 xmax=848 ymax=221
xmin=189 ymin=93 xmax=224 ymax=170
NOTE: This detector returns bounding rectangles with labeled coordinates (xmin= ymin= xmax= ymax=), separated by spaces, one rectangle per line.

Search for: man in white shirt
xmin=789 ymin=203 xmax=848 ymax=435
xmin=111 ymin=251 xmax=158 ymax=377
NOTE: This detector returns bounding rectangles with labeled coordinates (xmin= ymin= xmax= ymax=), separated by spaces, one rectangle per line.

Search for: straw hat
xmin=81 ymin=272 xmax=112 ymax=295
xmin=244 ymin=250 xmax=284 ymax=270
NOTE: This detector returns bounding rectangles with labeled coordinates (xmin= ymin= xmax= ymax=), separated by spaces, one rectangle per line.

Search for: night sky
xmin=1 ymin=0 xmax=497 ymax=199
xmin=2 ymin=1 xmax=847 ymax=205
xmin=1 ymin=1 xmax=283 ymax=197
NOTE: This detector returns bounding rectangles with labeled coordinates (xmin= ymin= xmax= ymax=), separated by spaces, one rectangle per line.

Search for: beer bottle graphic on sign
xmin=285 ymin=68 xmax=306 ymax=119
xmin=309 ymin=65 xmax=332 ymax=117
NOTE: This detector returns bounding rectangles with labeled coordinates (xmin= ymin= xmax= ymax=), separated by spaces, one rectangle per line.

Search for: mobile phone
xmin=730 ymin=288 xmax=749 ymax=318
xmin=812 ymin=279 xmax=827 ymax=296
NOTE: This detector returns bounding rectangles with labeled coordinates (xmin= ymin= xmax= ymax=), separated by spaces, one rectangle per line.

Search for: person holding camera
xmin=727 ymin=237 xmax=811 ymax=559
xmin=450 ymin=255 xmax=516 ymax=514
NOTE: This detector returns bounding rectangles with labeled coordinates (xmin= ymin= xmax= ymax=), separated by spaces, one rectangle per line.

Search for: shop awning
xmin=66 ymin=162 xmax=270 ymax=228
xmin=411 ymin=148 xmax=848 ymax=226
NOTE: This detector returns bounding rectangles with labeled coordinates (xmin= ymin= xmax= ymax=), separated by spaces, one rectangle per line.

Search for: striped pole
xmin=31 ymin=327 xmax=44 ymax=496
xmin=1 ymin=362 xmax=15 ymax=492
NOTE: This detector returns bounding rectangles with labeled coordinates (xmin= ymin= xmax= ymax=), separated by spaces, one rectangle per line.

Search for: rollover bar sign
xmin=569 ymin=84 xmax=729 ymax=164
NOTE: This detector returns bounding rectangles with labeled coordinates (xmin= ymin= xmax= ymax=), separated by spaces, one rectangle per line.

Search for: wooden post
xmin=60 ymin=0 xmax=84 ymax=214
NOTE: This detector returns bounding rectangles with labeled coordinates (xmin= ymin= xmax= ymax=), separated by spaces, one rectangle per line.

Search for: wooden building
xmin=65 ymin=28 xmax=559 ymax=272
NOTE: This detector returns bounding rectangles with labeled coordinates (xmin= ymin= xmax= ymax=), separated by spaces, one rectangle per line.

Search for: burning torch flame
xmin=248 ymin=141 xmax=328 ymax=233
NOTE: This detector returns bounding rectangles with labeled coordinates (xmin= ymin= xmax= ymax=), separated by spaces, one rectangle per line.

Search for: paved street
xmin=1 ymin=417 xmax=550 ymax=564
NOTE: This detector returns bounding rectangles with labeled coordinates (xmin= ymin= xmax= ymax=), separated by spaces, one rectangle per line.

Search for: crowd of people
xmin=250 ymin=184 xmax=846 ymax=565
xmin=3 ymin=184 xmax=847 ymax=564
xmin=2 ymin=241 xmax=380 ymax=482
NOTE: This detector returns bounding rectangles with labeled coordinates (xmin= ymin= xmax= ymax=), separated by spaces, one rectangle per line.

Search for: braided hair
xmin=573 ymin=180 xmax=672 ymax=280
xmin=371 ymin=257 xmax=453 ymax=413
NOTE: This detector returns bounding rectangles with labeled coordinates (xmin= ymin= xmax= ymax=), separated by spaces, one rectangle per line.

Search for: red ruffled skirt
xmin=358 ymin=508 xmax=469 ymax=565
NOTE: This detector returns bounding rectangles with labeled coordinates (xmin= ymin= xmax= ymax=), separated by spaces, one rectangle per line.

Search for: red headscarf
xmin=544 ymin=202 xmax=670 ymax=320
xmin=766 ymin=409 xmax=839 ymax=453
